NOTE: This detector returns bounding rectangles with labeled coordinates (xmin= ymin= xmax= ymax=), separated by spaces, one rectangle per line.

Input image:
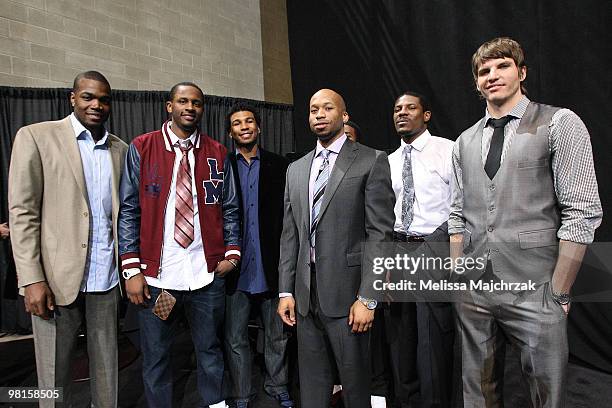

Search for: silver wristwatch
xmin=551 ymin=290 xmax=571 ymax=305
xmin=357 ymin=295 xmax=378 ymax=310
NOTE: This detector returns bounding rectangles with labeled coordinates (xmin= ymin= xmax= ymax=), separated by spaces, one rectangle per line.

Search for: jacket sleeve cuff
xmin=224 ymin=246 xmax=241 ymax=262
xmin=120 ymin=252 xmax=141 ymax=271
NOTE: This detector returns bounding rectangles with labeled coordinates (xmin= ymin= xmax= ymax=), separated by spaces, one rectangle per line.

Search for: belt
xmin=392 ymin=231 xmax=425 ymax=242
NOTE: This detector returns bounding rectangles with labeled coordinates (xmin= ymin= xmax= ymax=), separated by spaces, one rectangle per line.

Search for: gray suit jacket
xmin=278 ymin=139 xmax=395 ymax=317
xmin=9 ymin=116 xmax=128 ymax=305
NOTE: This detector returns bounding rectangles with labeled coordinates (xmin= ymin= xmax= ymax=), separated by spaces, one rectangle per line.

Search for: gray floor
xmin=2 ymin=327 xmax=612 ymax=407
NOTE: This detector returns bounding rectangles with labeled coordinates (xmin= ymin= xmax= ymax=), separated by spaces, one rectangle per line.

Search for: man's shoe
xmin=274 ymin=391 xmax=295 ymax=408
xmin=235 ymin=401 xmax=248 ymax=408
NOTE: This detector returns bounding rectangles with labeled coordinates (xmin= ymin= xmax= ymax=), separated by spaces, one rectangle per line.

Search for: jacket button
xmin=489 ymin=184 xmax=495 ymax=190
xmin=489 ymin=205 xmax=495 ymax=212
xmin=81 ymin=243 xmax=87 ymax=248
xmin=487 ymin=226 xmax=494 ymax=232
xmin=83 ymin=212 xmax=88 ymax=217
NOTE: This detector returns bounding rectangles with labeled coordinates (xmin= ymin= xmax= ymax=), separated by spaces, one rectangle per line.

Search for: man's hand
xmin=0 ymin=222 xmax=9 ymax=239
xmin=126 ymin=273 xmax=150 ymax=305
xmin=562 ymin=303 xmax=571 ymax=315
xmin=278 ymin=296 xmax=296 ymax=326
xmin=214 ymin=260 xmax=236 ymax=277
xmin=348 ymin=301 xmax=374 ymax=333
xmin=24 ymin=281 xmax=54 ymax=319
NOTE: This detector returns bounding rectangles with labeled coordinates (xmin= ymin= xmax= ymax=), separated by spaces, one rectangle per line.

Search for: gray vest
xmin=459 ymin=102 xmax=561 ymax=284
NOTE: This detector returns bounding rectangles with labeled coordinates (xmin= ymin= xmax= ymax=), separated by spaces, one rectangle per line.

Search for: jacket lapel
xmin=300 ymin=150 xmax=315 ymax=232
xmin=108 ymin=135 xmax=123 ymax=218
xmin=57 ymin=116 xmax=88 ymax=203
xmin=317 ymin=141 xmax=358 ymax=221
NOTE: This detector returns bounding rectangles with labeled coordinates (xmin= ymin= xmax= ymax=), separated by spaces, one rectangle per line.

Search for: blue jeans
xmin=224 ymin=291 xmax=290 ymax=403
xmin=139 ymin=277 xmax=226 ymax=407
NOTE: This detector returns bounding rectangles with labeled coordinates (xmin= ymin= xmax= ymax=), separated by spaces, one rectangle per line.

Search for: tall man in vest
xmin=119 ymin=82 xmax=241 ymax=408
xmin=449 ymin=37 xmax=602 ymax=407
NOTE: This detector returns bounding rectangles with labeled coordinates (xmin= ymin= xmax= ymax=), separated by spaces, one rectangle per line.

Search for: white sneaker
xmin=371 ymin=395 xmax=387 ymax=408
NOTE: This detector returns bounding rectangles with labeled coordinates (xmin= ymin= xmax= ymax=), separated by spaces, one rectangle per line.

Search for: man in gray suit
xmin=9 ymin=71 xmax=127 ymax=407
xmin=449 ymin=37 xmax=602 ymax=407
xmin=277 ymin=89 xmax=395 ymax=408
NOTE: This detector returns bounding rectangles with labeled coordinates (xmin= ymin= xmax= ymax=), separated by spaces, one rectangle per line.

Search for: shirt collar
xmin=484 ymin=96 xmax=530 ymax=125
xmin=167 ymin=121 xmax=198 ymax=147
xmin=70 ymin=113 xmax=109 ymax=146
xmin=315 ymin=133 xmax=347 ymax=157
xmin=399 ymin=129 xmax=431 ymax=153
xmin=236 ymin=147 xmax=260 ymax=162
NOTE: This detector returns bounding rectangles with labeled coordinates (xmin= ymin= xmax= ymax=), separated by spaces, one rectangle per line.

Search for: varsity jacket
xmin=118 ymin=121 xmax=241 ymax=278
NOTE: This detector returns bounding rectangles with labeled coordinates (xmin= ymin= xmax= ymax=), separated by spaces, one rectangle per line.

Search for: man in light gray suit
xmin=449 ymin=37 xmax=602 ymax=407
xmin=277 ymin=89 xmax=395 ymax=408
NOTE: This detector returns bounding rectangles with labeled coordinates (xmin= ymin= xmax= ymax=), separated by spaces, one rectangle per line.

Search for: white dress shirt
xmin=145 ymin=123 xmax=211 ymax=291
xmin=388 ymin=130 xmax=454 ymax=235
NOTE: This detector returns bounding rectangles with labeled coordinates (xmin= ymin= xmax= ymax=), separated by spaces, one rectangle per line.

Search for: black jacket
xmin=225 ymin=147 xmax=289 ymax=295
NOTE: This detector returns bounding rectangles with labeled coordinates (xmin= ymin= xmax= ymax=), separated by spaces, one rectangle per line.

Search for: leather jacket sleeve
xmin=222 ymin=155 xmax=241 ymax=261
xmin=118 ymin=143 xmax=142 ymax=270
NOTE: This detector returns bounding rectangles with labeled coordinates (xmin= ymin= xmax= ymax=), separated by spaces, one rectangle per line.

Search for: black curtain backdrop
xmin=0 ymin=86 xmax=294 ymax=330
xmin=287 ymin=0 xmax=612 ymax=373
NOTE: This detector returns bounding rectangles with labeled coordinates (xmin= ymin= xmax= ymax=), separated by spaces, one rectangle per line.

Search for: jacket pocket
xmin=518 ymin=228 xmax=558 ymax=249
xmin=517 ymin=159 xmax=548 ymax=169
xmin=346 ymin=252 xmax=362 ymax=266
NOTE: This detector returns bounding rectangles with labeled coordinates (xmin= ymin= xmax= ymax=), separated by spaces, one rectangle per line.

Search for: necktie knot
xmin=320 ymin=149 xmax=330 ymax=160
xmin=403 ymin=144 xmax=413 ymax=156
xmin=177 ymin=139 xmax=193 ymax=153
xmin=487 ymin=115 xmax=512 ymax=129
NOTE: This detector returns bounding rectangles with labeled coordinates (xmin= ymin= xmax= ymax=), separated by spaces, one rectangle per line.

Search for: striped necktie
xmin=310 ymin=149 xmax=330 ymax=248
xmin=401 ymin=144 xmax=415 ymax=233
xmin=174 ymin=140 xmax=194 ymax=248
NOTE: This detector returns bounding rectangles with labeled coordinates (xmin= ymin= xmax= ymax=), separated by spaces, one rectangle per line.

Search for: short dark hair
xmin=345 ymin=120 xmax=362 ymax=140
xmin=72 ymin=71 xmax=111 ymax=92
xmin=168 ymin=82 xmax=205 ymax=101
xmin=395 ymin=91 xmax=431 ymax=113
xmin=225 ymin=102 xmax=261 ymax=135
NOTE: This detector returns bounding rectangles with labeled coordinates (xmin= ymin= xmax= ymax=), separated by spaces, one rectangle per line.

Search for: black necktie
xmin=484 ymin=116 xmax=512 ymax=179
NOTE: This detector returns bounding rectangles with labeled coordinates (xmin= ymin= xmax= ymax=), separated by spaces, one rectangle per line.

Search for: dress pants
xmin=370 ymin=307 xmax=391 ymax=398
xmin=224 ymin=291 xmax=290 ymax=403
xmin=139 ymin=277 xmax=226 ymax=407
xmin=385 ymin=302 xmax=418 ymax=408
xmin=387 ymin=229 xmax=455 ymax=408
xmin=31 ymin=286 xmax=119 ymax=408
xmin=415 ymin=302 xmax=454 ymax=407
xmin=297 ymin=270 xmax=371 ymax=408
xmin=455 ymin=281 xmax=568 ymax=408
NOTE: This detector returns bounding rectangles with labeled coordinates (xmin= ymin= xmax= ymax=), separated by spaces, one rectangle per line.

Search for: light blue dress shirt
xmin=70 ymin=114 xmax=118 ymax=292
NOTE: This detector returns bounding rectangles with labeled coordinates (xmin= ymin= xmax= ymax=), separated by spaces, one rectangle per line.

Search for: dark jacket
xmin=118 ymin=121 xmax=241 ymax=278
xmin=225 ymin=147 xmax=288 ymax=295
